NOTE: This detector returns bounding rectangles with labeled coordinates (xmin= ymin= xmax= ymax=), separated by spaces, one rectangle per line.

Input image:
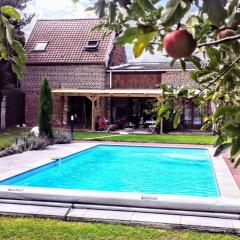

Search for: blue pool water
xmin=0 ymin=145 xmax=219 ymax=197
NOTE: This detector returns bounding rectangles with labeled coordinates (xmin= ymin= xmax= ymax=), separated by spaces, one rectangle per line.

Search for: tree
xmin=0 ymin=0 xmax=33 ymax=94
xmin=0 ymin=4 xmax=28 ymax=131
xmin=0 ymin=5 xmax=27 ymax=101
xmin=39 ymin=77 xmax=53 ymax=139
xmin=84 ymin=0 xmax=240 ymax=164
xmin=0 ymin=0 xmax=34 ymax=45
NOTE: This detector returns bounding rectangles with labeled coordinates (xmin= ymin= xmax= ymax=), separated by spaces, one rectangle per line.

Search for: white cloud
xmin=23 ymin=0 xmax=96 ymax=37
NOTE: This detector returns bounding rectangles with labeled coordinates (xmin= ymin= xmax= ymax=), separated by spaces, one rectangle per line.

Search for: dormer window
xmin=34 ymin=41 xmax=48 ymax=51
xmin=85 ymin=40 xmax=99 ymax=51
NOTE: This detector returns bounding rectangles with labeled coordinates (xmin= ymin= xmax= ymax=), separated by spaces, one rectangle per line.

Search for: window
xmin=34 ymin=41 xmax=48 ymax=51
xmin=85 ymin=40 xmax=99 ymax=51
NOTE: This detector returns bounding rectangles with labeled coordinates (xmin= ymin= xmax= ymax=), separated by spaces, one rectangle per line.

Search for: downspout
xmin=110 ymin=70 xmax=112 ymax=89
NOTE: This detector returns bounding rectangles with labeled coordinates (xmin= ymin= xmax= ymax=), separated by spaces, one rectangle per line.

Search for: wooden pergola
xmin=52 ymin=89 xmax=164 ymax=133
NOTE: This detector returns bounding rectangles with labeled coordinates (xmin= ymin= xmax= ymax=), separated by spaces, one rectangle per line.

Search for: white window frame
xmin=34 ymin=41 xmax=48 ymax=51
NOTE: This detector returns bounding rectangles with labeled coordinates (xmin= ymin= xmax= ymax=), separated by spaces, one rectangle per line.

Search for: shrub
xmin=0 ymin=133 xmax=49 ymax=158
xmin=54 ymin=130 xmax=72 ymax=144
xmin=39 ymin=77 xmax=53 ymax=138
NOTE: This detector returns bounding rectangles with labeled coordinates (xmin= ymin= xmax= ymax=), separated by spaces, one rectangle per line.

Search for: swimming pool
xmin=0 ymin=145 xmax=219 ymax=197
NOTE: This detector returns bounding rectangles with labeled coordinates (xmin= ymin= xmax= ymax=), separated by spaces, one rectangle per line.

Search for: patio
xmin=52 ymin=88 xmax=164 ymax=133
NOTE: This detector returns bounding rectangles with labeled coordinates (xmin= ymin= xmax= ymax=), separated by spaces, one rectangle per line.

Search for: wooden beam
xmin=85 ymin=95 xmax=99 ymax=132
xmin=160 ymin=98 xmax=164 ymax=134
xmin=155 ymin=97 xmax=164 ymax=134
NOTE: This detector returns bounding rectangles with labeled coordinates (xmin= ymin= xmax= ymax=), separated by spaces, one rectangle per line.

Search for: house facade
xmin=23 ymin=18 xmax=203 ymax=132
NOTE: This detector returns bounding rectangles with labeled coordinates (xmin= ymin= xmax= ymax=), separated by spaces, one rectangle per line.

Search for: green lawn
xmin=74 ymin=131 xmax=216 ymax=145
xmin=0 ymin=129 xmax=216 ymax=151
xmin=0 ymin=217 xmax=238 ymax=240
xmin=0 ymin=128 xmax=26 ymax=150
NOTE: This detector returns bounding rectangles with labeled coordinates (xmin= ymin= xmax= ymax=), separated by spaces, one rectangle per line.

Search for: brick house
xmin=23 ymin=18 xmax=203 ymax=132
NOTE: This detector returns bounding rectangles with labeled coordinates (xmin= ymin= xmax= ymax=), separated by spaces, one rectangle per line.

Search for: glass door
xmin=183 ymin=101 xmax=202 ymax=129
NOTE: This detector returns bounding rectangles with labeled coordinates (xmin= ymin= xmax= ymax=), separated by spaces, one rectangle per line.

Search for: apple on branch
xmin=163 ymin=29 xmax=197 ymax=59
xmin=218 ymin=29 xmax=236 ymax=39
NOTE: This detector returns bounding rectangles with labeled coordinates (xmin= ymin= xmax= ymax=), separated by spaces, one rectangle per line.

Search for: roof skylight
xmin=85 ymin=40 xmax=99 ymax=51
xmin=34 ymin=41 xmax=48 ymax=51
xmin=127 ymin=66 xmax=143 ymax=70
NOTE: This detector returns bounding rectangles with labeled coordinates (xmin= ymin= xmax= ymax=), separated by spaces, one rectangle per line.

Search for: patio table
xmin=124 ymin=123 xmax=135 ymax=132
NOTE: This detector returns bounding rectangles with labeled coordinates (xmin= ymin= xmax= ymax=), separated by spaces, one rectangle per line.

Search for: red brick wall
xmin=112 ymin=72 xmax=161 ymax=89
xmin=161 ymin=71 xmax=198 ymax=88
xmin=22 ymin=64 xmax=107 ymax=126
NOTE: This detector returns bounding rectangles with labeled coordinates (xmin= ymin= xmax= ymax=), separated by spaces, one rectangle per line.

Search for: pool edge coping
xmin=0 ymin=142 xmax=240 ymax=208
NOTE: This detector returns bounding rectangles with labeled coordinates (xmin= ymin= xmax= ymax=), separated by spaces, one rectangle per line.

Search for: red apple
xmin=163 ymin=29 xmax=197 ymax=59
xmin=218 ymin=29 xmax=236 ymax=39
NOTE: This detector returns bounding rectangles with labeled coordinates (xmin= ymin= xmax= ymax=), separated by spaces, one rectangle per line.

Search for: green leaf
xmin=158 ymin=102 xmax=171 ymax=118
xmin=231 ymin=137 xmax=240 ymax=156
xmin=11 ymin=61 xmax=23 ymax=80
xmin=173 ymin=111 xmax=181 ymax=129
xmin=180 ymin=59 xmax=186 ymax=71
xmin=131 ymin=1 xmax=145 ymax=16
xmin=214 ymin=143 xmax=231 ymax=157
xmin=186 ymin=16 xmax=200 ymax=38
xmin=161 ymin=0 xmax=191 ymax=26
xmin=228 ymin=0 xmax=239 ymax=16
xmin=234 ymin=152 xmax=240 ymax=167
xmin=12 ymin=56 xmax=26 ymax=80
xmin=207 ymin=47 xmax=221 ymax=70
xmin=202 ymin=0 xmax=227 ymax=26
xmin=138 ymin=0 xmax=156 ymax=11
xmin=132 ymin=26 xmax=157 ymax=58
xmin=201 ymin=122 xmax=212 ymax=131
xmin=160 ymin=0 xmax=180 ymax=24
xmin=11 ymin=40 xmax=27 ymax=62
xmin=0 ymin=19 xmax=8 ymax=60
xmin=189 ymin=55 xmax=202 ymax=69
xmin=214 ymin=105 xmax=240 ymax=119
xmin=1 ymin=15 xmax=14 ymax=45
xmin=117 ymin=27 xmax=138 ymax=44
xmin=133 ymin=41 xmax=145 ymax=58
xmin=1 ymin=5 xmax=21 ymax=20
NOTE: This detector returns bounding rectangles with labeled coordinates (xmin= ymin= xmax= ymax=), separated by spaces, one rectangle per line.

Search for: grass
xmin=74 ymin=131 xmax=216 ymax=145
xmin=0 ymin=129 xmax=216 ymax=151
xmin=0 ymin=128 xmax=26 ymax=150
xmin=0 ymin=217 xmax=238 ymax=240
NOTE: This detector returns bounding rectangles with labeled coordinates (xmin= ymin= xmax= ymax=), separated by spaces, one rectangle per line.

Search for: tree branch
xmin=198 ymin=34 xmax=240 ymax=48
xmin=197 ymin=55 xmax=240 ymax=95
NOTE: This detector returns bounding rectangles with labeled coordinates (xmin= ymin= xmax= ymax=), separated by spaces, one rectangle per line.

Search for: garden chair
xmin=148 ymin=123 xmax=160 ymax=134
xmin=97 ymin=117 xmax=117 ymax=133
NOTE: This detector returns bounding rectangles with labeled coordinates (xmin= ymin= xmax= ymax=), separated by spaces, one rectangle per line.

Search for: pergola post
xmin=62 ymin=95 xmax=69 ymax=126
xmin=86 ymin=95 xmax=98 ymax=132
xmin=156 ymin=97 xmax=164 ymax=134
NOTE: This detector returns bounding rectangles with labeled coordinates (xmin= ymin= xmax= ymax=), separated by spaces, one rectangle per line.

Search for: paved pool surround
xmin=0 ymin=142 xmax=240 ymax=218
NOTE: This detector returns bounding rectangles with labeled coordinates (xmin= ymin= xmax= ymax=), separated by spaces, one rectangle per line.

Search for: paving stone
xmin=83 ymin=210 xmax=133 ymax=221
xmin=0 ymin=203 xmax=43 ymax=215
xmin=131 ymin=212 xmax=181 ymax=224
xmin=232 ymin=220 xmax=240 ymax=229
xmin=67 ymin=209 xmax=89 ymax=219
xmin=37 ymin=206 xmax=69 ymax=217
xmin=181 ymin=216 xmax=234 ymax=228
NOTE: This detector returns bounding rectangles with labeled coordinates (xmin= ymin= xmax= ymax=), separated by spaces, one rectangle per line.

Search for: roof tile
xmin=26 ymin=19 xmax=115 ymax=64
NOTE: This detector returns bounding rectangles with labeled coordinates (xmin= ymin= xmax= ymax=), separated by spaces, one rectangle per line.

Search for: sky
xmin=22 ymin=0 xmax=169 ymax=62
